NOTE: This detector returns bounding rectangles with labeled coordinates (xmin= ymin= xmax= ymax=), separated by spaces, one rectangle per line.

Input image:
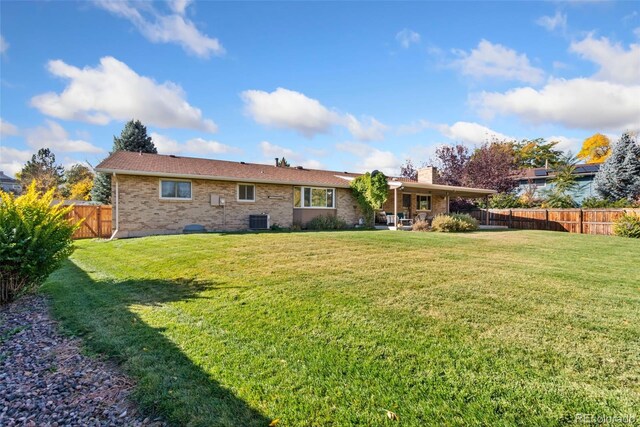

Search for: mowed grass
xmin=43 ymin=230 xmax=639 ymax=426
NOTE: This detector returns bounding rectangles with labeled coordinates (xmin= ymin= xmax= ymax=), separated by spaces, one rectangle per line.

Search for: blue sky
xmin=1 ymin=1 xmax=639 ymax=177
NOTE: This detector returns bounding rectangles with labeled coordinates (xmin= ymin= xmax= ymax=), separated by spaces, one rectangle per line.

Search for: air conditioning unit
xmin=249 ymin=214 xmax=270 ymax=230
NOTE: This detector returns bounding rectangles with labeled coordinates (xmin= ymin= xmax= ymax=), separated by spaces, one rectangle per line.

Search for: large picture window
xmin=160 ymin=180 xmax=192 ymax=199
xmin=293 ymin=186 xmax=335 ymax=208
xmin=237 ymin=184 xmax=255 ymax=202
xmin=417 ymin=194 xmax=432 ymax=210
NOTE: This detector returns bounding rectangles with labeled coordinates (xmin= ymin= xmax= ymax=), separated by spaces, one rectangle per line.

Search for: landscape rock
xmin=0 ymin=295 xmax=166 ymax=426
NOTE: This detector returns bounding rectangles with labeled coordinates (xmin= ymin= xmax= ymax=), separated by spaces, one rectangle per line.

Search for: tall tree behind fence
xmin=66 ymin=205 xmax=112 ymax=239
xmin=468 ymin=208 xmax=640 ymax=235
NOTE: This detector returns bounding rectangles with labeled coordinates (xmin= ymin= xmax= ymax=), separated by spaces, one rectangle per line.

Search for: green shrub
xmin=411 ymin=220 xmax=430 ymax=232
xmin=613 ymin=213 xmax=640 ymax=238
xmin=431 ymin=213 xmax=479 ymax=232
xmin=582 ymin=197 xmax=636 ymax=208
xmin=0 ymin=182 xmax=79 ymax=304
xmin=306 ymin=214 xmax=348 ymax=231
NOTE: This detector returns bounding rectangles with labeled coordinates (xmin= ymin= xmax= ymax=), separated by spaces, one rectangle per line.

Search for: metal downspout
xmin=108 ymin=173 xmax=119 ymax=240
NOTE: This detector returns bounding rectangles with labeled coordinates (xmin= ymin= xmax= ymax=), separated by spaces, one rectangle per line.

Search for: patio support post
xmin=393 ymin=187 xmax=398 ymax=230
xmin=446 ymin=193 xmax=450 ymax=214
xmin=485 ymin=195 xmax=489 ymax=225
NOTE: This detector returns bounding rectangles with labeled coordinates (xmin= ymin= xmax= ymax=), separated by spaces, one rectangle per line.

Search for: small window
xmin=417 ymin=195 xmax=431 ymax=210
xmin=160 ymin=180 xmax=191 ymax=199
xmin=237 ymin=184 xmax=255 ymax=202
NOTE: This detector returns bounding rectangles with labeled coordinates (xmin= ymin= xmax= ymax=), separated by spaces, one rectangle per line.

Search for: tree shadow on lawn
xmin=42 ymin=259 xmax=272 ymax=427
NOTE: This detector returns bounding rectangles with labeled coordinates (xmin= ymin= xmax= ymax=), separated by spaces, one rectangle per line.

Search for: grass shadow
xmin=42 ymin=260 xmax=272 ymax=427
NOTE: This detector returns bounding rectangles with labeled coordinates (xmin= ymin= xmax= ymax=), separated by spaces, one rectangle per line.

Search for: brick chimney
xmin=417 ymin=166 xmax=439 ymax=184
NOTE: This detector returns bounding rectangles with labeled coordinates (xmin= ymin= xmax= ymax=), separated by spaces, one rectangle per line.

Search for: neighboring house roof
xmin=0 ymin=171 xmax=18 ymax=183
xmin=96 ymin=151 xmax=495 ymax=196
xmin=515 ymin=163 xmax=601 ymax=181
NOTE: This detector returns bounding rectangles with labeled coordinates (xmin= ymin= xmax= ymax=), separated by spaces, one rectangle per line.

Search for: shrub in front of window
xmin=431 ymin=213 xmax=479 ymax=232
xmin=306 ymin=215 xmax=348 ymax=231
xmin=613 ymin=213 xmax=640 ymax=238
xmin=0 ymin=182 xmax=79 ymax=304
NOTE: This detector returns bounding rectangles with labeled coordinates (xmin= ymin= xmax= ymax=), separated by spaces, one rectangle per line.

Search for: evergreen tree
xmin=276 ymin=157 xmax=290 ymax=167
xmin=90 ymin=172 xmax=112 ymax=204
xmin=112 ymin=120 xmax=157 ymax=153
xmin=17 ymin=148 xmax=64 ymax=195
xmin=594 ymin=133 xmax=640 ymax=201
xmin=92 ymin=120 xmax=158 ymax=204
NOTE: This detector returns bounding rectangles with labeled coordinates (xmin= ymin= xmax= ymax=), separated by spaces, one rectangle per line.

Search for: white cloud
xmin=184 ymin=137 xmax=237 ymax=155
xmin=336 ymin=141 xmax=401 ymax=176
xmin=93 ymin=0 xmax=224 ymax=58
xmin=536 ymin=11 xmax=567 ymax=32
xmin=473 ymin=78 xmax=640 ymax=131
xmin=395 ymin=119 xmax=511 ymax=144
xmin=0 ymin=35 xmax=8 ymax=55
xmin=396 ymin=29 xmax=421 ymax=49
xmin=25 ymin=120 xmax=104 ymax=154
xmin=396 ymin=119 xmax=433 ymax=136
xmin=437 ymin=121 xmax=513 ymax=144
xmin=452 ymin=39 xmax=545 ymax=84
xmin=546 ymin=135 xmax=582 ymax=153
xmin=169 ymin=0 xmax=192 ymax=15
xmin=0 ymin=118 xmax=19 ymax=137
xmin=470 ymin=35 xmax=640 ymax=133
xmin=31 ymin=57 xmax=217 ymax=132
xmin=258 ymin=141 xmax=324 ymax=169
xmin=241 ymin=87 xmax=387 ymax=141
xmin=570 ymin=35 xmax=640 ymax=85
xmin=0 ymin=146 xmax=32 ymax=177
xmin=344 ymin=114 xmax=387 ymax=142
xmin=241 ymin=88 xmax=339 ymax=138
xmin=150 ymin=132 xmax=238 ymax=156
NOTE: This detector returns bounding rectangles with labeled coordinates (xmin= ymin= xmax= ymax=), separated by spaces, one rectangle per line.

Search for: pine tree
xmin=112 ymin=120 xmax=157 ymax=153
xmin=18 ymin=148 xmax=64 ymax=195
xmin=91 ymin=119 xmax=158 ymax=204
xmin=91 ymin=172 xmax=112 ymax=204
xmin=594 ymin=133 xmax=640 ymax=201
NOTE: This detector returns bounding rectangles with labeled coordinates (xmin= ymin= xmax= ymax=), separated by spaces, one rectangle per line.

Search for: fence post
xmin=545 ymin=209 xmax=549 ymax=230
xmin=97 ymin=206 xmax=102 ymax=238
xmin=578 ymin=209 xmax=583 ymax=234
xmin=509 ymin=209 xmax=513 ymax=228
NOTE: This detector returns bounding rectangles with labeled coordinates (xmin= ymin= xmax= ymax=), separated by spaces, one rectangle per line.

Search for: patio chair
xmin=416 ymin=212 xmax=428 ymax=222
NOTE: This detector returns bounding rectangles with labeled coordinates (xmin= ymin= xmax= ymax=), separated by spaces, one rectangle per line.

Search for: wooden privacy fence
xmin=467 ymin=208 xmax=640 ymax=235
xmin=66 ymin=205 xmax=112 ymax=239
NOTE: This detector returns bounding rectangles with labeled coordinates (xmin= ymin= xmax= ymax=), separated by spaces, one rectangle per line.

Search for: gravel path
xmin=0 ymin=295 xmax=166 ymax=427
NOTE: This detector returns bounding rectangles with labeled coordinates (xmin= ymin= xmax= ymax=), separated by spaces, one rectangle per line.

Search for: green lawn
xmin=43 ymin=230 xmax=639 ymax=426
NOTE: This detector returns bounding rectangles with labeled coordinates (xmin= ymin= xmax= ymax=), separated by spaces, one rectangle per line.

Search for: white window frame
xmin=159 ymin=179 xmax=192 ymax=201
xmin=416 ymin=194 xmax=432 ymax=211
xmin=293 ymin=186 xmax=336 ymax=209
xmin=237 ymin=183 xmax=256 ymax=202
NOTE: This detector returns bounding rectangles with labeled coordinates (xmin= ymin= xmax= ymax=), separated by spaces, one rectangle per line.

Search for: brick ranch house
xmin=96 ymin=151 xmax=496 ymax=238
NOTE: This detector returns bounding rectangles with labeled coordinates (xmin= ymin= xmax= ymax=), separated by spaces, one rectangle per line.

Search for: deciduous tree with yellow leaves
xmin=577 ymin=133 xmax=611 ymax=164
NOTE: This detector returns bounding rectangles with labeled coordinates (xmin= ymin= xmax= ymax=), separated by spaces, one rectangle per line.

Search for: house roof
xmin=95 ymin=151 xmax=496 ymax=196
xmin=515 ymin=163 xmax=601 ymax=180
xmin=96 ymin=151 xmax=361 ymax=188
xmin=0 ymin=171 xmax=18 ymax=183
